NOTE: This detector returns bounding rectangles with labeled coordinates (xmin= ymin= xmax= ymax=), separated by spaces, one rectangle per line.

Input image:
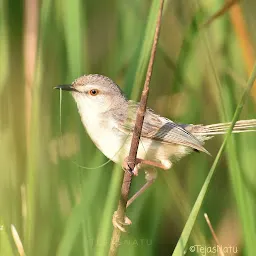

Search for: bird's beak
xmin=54 ymin=84 xmax=75 ymax=91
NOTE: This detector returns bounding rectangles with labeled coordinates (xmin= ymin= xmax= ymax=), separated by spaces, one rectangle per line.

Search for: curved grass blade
xmin=172 ymin=63 xmax=256 ymax=255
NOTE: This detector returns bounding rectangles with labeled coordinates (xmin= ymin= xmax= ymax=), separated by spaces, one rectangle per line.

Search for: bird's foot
xmin=122 ymin=157 xmax=141 ymax=176
xmin=112 ymin=211 xmax=132 ymax=232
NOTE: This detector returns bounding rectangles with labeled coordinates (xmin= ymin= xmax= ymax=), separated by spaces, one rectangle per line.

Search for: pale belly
xmin=82 ymin=116 xmax=128 ymax=162
xmin=91 ymin=129 xmax=190 ymax=166
xmin=81 ymin=114 xmax=190 ymax=168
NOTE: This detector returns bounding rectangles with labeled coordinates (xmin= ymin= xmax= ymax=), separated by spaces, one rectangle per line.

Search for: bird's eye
xmin=89 ymin=89 xmax=99 ymax=96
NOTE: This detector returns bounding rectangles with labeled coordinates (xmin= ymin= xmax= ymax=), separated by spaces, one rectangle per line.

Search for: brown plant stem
xmin=108 ymin=0 xmax=165 ymax=255
xmin=24 ymin=0 xmax=38 ymax=148
xmin=202 ymin=0 xmax=239 ymax=28
xmin=204 ymin=213 xmax=224 ymax=256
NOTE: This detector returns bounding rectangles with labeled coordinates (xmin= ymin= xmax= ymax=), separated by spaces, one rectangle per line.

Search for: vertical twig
xmin=108 ymin=0 xmax=165 ymax=255
xmin=201 ymin=0 xmax=239 ymax=28
xmin=24 ymin=0 xmax=38 ymax=147
xmin=204 ymin=213 xmax=224 ymax=256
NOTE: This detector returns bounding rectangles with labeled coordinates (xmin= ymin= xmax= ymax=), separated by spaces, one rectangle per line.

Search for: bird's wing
xmin=115 ymin=101 xmax=209 ymax=154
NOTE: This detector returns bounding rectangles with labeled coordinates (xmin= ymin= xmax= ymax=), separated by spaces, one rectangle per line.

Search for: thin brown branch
xmin=204 ymin=213 xmax=224 ymax=256
xmin=108 ymin=0 xmax=165 ymax=255
xmin=24 ymin=0 xmax=38 ymax=147
xmin=201 ymin=0 xmax=239 ymax=28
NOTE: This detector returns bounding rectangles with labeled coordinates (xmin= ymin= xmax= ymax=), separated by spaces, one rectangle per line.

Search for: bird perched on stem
xmin=55 ymin=74 xmax=256 ymax=231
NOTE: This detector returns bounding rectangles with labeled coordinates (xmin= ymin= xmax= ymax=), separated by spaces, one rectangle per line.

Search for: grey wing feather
xmin=115 ymin=101 xmax=210 ymax=154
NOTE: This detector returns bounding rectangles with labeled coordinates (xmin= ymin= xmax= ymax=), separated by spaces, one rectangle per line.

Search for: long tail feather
xmin=192 ymin=119 xmax=256 ymax=136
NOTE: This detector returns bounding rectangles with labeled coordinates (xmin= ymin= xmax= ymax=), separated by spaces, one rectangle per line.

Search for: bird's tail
xmin=193 ymin=119 xmax=256 ymax=136
xmin=190 ymin=119 xmax=256 ymax=137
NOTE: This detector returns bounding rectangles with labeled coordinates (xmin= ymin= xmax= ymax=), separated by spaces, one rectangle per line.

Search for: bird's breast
xmin=81 ymin=113 xmax=128 ymax=163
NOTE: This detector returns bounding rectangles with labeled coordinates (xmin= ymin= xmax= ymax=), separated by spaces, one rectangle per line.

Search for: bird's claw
xmin=122 ymin=158 xmax=141 ymax=176
xmin=112 ymin=211 xmax=132 ymax=232
xmin=121 ymin=161 xmax=133 ymax=175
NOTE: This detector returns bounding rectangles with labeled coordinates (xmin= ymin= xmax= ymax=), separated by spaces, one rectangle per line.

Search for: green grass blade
xmin=172 ymin=63 xmax=256 ymax=255
xmin=56 ymin=182 xmax=89 ymax=256
xmin=130 ymin=0 xmax=164 ymax=100
xmin=0 ymin=0 xmax=9 ymax=93
xmin=62 ymin=0 xmax=84 ymax=77
xmin=200 ymin=3 xmax=256 ymax=253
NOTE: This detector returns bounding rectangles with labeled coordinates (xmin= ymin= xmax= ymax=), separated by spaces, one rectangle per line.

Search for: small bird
xmin=55 ymin=74 xmax=256 ymax=230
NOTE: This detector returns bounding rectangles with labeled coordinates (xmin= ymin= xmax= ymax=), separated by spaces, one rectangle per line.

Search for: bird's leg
xmin=122 ymin=158 xmax=172 ymax=207
xmin=134 ymin=158 xmax=171 ymax=174
xmin=112 ymin=169 xmax=157 ymax=232
xmin=127 ymin=159 xmax=171 ymax=207
xmin=127 ymin=169 xmax=157 ymax=207
xmin=114 ymin=158 xmax=172 ymax=232
xmin=122 ymin=157 xmax=170 ymax=175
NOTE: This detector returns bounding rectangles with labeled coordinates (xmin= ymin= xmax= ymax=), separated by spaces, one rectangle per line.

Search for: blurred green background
xmin=1 ymin=0 xmax=256 ymax=255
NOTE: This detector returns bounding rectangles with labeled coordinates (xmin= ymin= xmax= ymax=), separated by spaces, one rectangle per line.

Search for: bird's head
xmin=55 ymin=74 xmax=127 ymax=114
